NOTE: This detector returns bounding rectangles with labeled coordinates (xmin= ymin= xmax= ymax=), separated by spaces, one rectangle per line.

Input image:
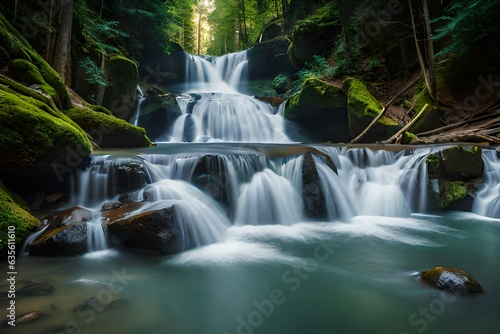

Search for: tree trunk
xmin=95 ymin=53 xmax=106 ymax=105
xmin=50 ymin=0 xmax=73 ymax=85
xmin=422 ymin=0 xmax=437 ymax=100
xmin=197 ymin=10 xmax=202 ymax=54
xmin=408 ymin=0 xmax=432 ymax=99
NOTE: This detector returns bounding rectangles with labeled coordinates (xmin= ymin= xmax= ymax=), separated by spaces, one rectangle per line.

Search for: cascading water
xmin=137 ymin=50 xmax=291 ymax=143
xmin=472 ymin=149 xmax=500 ymax=218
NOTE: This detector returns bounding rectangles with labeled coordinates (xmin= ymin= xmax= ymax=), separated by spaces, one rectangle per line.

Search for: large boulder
xmin=102 ymin=56 xmax=139 ymax=121
xmin=65 ymin=107 xmax=151 ymax=148
xmin=343 ymin=78 xmax=400 ymax=142
xmin=136 ymin=93 xmax=181 ymax=141
xmin=29 ymin=207 xmax=92 ymax=256
xmin=0 ymin=84 xmax=92 ymax=175
xmin=426 ymin=145 xmax=483 ymax=211
xmin=247 ymin=37 xmax=294 ymax=81
xmin=420 ymin=267 xmax=483 ymax=293
xmin=107 ymin=205 xmax=183 ymax=255
xmin=285 ymin=77 xmax=349 ymax=142
xmin=287 ymin=2 xmax=340 ymax=66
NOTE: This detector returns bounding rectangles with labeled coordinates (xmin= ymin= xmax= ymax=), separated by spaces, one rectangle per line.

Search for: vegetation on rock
xmin=0 ymin=180 xmax=39 ymax=259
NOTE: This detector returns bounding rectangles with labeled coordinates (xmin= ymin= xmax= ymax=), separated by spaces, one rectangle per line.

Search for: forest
xmin=1 ymin=2 xmax=500 ymax=333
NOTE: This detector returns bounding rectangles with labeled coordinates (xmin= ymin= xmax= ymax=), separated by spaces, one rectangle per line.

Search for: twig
xmin=349 ymin=74 xmax=422 ymax=143
xmin=383 ymin=103 xmax=429 ymax=144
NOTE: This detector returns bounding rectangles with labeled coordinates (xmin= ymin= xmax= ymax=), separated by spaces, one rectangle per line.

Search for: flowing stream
xmin=7 ymin=51 xmax=500 ymax=333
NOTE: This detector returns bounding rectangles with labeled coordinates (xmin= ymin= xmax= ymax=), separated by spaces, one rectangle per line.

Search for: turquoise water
xmin=5 ymin=212 xmax=500 ymax=334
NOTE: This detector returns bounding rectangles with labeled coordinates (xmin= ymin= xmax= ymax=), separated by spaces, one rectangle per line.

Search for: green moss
xmin=408 ymin=80 xmax=440 ymax=134
xmin=0 ymin=88 xmax=91 ymax=168
xmin=0 ymin=13 xmax=72 ymax=109
xmin=403 ymin=131 xmax=417 ymax=144
xmin=0 ymin=180 xmax=39 ymax=258
xmin=285 ymin=77 xmax=345 ymax=117
xmin=343 ymin=78 xmax=383 ymax=118
xmin=429 ymin=180 xmax=468 ymax=209
xmin=102 ymin=55 xmax=139 ymax=119
xmin=66 ymin=108 xmax=152 ymax=148
xmin=91 ymin=104 xmax=113 ymax=115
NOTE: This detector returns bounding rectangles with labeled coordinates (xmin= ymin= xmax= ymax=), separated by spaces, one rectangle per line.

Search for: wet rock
xmin=29 ymin=207 xmax=92 ymax=256
xmin=18 ymin=281 xmax=55 ymax=296
xmin=136 ymin=93 xmax=181 ymax=141
xmin=438 ymin=145 xmax=483 ymax=181
xmin=101 ymin=201 xmax=124 ymax=212
xmin=420 ymin=267 xmax=483 ymax=293
xmin=426 ymin=145 xmax=483 ymax=211
xmin=301 ymin=152 xmax=336 ymax=220
xmin=75 ymin=296 xmax=129 ymax=314
xmin=192 ymin=155 xmax=233 ymax=216
xmin=108 ymin=205 xmax=183 ymax=255
xmin=102 ymin=201 xmax=147 ymax=222
xmin=1 ymin=311 xmax=44 ymax=328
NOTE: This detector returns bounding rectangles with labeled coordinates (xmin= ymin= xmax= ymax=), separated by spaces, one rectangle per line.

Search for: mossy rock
xmin=102 ymin=55 xmax=139 ymax=121
xmin=0 ymin=179 xmax=39 ymax=260
xmin=420 ymin=267 xmax=483 ymax=293
xmin=7 ymin=59 xmax=58 ymax=102
xmin=65 ymin=108 xmax=152 ymax=148
xmin=439 ymin=145 xmax=483 ymax=181
xmin=285 ymin=77 xmax=350 ymax=142
xmin=343 ymin=78 xmax=400 ymax=142
xmin=0 ymin=88 xmax=92 ymax=171
xmin=288 ymin=3 xmax=340 ymax=66
xmin=408 ymin=81 xmax=440 ymax=134
xmin=0 ymin=13 xmax=72 ymax=109
xmin=428 ymin=179 xmax=472 ymax=210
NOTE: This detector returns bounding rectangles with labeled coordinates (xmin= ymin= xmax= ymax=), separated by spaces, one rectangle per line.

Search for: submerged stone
xmin=420 ymin=266 xmax=483 ymax=293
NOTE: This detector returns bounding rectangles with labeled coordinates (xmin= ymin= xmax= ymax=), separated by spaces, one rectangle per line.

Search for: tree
xmin=408 ymin=0 xmax=437 ymax=101
xmin=47 ymin=0 xmax=74 ymax=85
xmin=432 ymin=0 xmax=500 ymax=58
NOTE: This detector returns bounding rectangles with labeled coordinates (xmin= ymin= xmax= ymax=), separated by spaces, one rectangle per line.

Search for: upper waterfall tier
xmin=184 ymin=51 xmax=249 ymax=94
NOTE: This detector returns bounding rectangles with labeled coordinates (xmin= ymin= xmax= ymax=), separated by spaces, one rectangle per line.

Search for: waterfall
xmin=472 ymin=149 xmax=500 ymax=218
xmin=318 ymin=147 xmax=433 ymax=220
xmin=87 ymin=217 xmax=108 ymax=252
xmin=234 ymin=169 xmax=302 ymax=226
xmin=136 ymin=50 xmax=291 ymax=143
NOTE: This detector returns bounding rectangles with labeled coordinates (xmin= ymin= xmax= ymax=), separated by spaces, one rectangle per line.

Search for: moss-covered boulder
xmin=247 ymin=37 xmax=294 ymax=81
xmin=0 ymin=180 xmax=39 ymax=259
xmin=408 ymin=82 xmax=440 ymax=134
xmin=102 ymin=56 xmax=139 ymax=121
xmin=0 ymin=13 xmax=72 ymax=109
xmin=287 ymin=3 xmax=341 ymax=66
xmin=285 ymin=77 xmax=349 ymax=142
xmin=426 ymin=145 xmax=483 ymax=211
xmin=29 ymin=207 xmax=92 ymax=256
xmin=136 ymin=93 xmax=181 ymax=141
xmin=420 ymin=267 xmax=483 ymax=293
xmin=0 ymin=88 xmax=92 ymax=173
xmin=65 ymin=108 xmax=151 ymax=148
xmin=343 ymin=78 xmax=400 ymax=142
